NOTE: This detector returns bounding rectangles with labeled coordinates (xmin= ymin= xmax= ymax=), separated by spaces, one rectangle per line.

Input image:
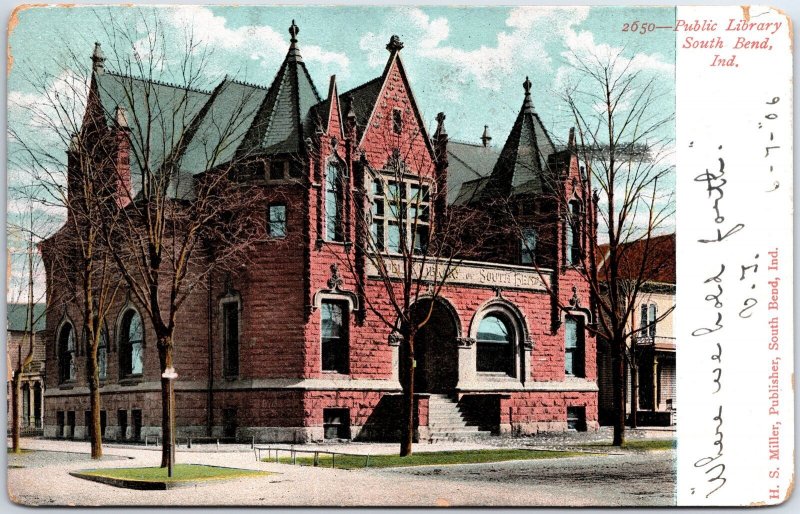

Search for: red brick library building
xmin=42 ymin=23 xmax=598 ymax=442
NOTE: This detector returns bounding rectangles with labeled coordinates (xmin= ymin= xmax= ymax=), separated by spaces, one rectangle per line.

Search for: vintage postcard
xmin=4 ymin=3 xmax=793 ymax=508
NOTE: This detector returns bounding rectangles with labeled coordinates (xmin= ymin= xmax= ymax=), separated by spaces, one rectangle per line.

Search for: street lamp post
xmin=161 ymin=366 xmax=178 ymax=478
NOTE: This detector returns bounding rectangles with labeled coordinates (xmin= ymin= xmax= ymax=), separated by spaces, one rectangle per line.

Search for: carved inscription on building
xmin=366 ymin=257 xmax=550 ymax=291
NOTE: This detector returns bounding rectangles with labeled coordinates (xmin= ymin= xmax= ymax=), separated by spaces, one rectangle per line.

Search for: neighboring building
xmin=595 ymin=234 xmax=676 ymax=426
xmin=41 ymin=24 xmax=599 ymax=442
xmin=7 ymin=303 xmax=47 ymax=432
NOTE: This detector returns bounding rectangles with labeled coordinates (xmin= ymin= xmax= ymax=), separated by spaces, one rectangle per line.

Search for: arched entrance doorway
xmin=410 ymin=299 xmax=459 ymax=393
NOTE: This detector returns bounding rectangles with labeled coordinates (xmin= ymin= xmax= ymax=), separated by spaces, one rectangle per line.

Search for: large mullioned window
xmin=369 ymin=176 xmax=430 ymax=254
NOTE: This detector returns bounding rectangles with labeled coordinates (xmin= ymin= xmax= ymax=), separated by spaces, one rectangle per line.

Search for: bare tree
xmin=6 ymin=206 xmax=50 ymax=453
xmin=87 ymin=13 xmax=269 ymax=471
xmin=321 ymin=111 xmax=489 ymax=456
xmin=508 ymin=47 xmax=675 ymax=446
xmin=10 ymin=64 xmax=125 ymax=459
xmin=9 ymin=9 xmax=269 ymax=468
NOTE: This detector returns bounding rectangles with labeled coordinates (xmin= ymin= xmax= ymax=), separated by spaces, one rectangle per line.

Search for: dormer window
xmin=270 ymin=160 xmax=287 ymax=180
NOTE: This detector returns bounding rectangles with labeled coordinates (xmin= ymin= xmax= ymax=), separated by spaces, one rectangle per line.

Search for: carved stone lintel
xmin=456 ymin=337 xmax=476 ymax=348
xmin=388 ymin=332 xmax=403 ymax=347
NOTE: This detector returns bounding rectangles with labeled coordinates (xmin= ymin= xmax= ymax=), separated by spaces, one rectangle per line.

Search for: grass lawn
xmin=266 ymin=448 xmax=585 ymax=470
xmin=80 ymin=464 xmax=271 ymax=483
xmin=583 ymin=439 xmax=676 ymax=451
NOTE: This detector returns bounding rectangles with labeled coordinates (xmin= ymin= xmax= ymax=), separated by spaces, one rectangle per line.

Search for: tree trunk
xmin=11 ymin=371 xmax=21 ymax=453
xmin=612 ymin=338 xmax=626 ymax=446
xmin=158 ymin=335 xmax=176 ymax=469
xmin=87 ymin=353 xmax=103 ymax=459
xmin=630 ymin=362 xmax=639 ymax=429
xmin=400 ymin=332 xmax=415 ymax=457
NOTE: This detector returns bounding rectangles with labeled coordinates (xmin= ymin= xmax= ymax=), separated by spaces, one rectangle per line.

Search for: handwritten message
xmin=676 ymin=6 xmax=792 ymax=507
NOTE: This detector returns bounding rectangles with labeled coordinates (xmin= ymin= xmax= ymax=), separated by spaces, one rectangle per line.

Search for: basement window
xmin=567 ymin=406 xmax=587 ymax=432
xmin=323 ymin=408 xmax=351 ymax=440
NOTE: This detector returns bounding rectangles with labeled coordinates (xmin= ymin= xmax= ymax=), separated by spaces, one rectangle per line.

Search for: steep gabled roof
xmin=93 ymin=69 xmax=212 ymax=196
xmin=305 ymin=75 xmax=344 ymax=139
xmin=235 ymin=21 xmax=322 ymax=157
xmin=596 ymin=233 xmax=676 ymax=285
xmin=7 ymin=303 xmax=46 ymax=333
xmin=338 ymin=37 xmax=436 ymax=159
xmin=339 ymin=76 xmax=383 ymax=140
xmin=479 ymin=77 xmax=556 ymax=200
xmin=447 ymin=141 xmax=498 ymax=205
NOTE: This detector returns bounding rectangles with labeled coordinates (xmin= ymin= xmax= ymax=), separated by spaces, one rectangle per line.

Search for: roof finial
xmin=92 ymin=42 xmax=105 ymax=74
xmin=434 ymin=112 xmax=447 ymax=138
xmin=522 ymin=76 xmax=534 ymax=113
xmin=481 ymin=125 xmax=492 ymax=147
xmin=386 ymin=35 xmax=404 ymax=53
xmin=286 ymin=20 xmax=303 ymax=62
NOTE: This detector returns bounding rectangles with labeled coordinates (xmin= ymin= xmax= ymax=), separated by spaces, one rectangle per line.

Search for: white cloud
xmin=359 ymin=7 xmax=591 ymax=93
xmin=167 ymin=6 xmax=350 ymax=78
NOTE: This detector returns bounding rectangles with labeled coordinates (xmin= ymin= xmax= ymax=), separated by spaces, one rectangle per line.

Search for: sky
xmin=6 ymin=5 xmax=676 ymax=301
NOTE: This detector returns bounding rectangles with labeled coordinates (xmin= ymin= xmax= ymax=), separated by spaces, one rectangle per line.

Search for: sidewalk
xmin=7 ymin=434 xmax=675 ymax=507
xmin=35 ymin=425 xmax=674 ymax=455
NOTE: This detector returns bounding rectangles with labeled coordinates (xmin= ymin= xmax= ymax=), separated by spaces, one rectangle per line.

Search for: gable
xmin=356 ymin=56 xmax=436 ymax=176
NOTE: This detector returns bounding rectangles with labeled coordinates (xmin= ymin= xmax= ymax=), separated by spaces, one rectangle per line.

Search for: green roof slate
xmin=7 ymin=303 xmax=46 ymax=333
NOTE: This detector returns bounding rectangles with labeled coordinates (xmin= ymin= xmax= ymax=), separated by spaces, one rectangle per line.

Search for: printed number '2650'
xmin=622 ymin=21 xmax=656 ymax=34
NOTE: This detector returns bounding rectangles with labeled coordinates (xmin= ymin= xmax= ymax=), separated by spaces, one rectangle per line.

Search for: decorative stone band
xmin=456 ymin=377 xmax=599 ymax=393
xmin=366 ymin=256 xmax=551 ymax=291
xmin=44 ymin=378 xmax=404 ymax=396
xmin=456 ymin=337 xmax=476 ymax=348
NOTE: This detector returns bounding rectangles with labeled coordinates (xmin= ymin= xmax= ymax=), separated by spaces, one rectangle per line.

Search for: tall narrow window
xmin=222 ymin=301 xmax=240 ymax=378
xmin=268 ymin=204 xmax=287 ymax=238
xmin=58 ymin=323 xmax=76 ymax=383
xmin=392 ymin=108 xmax=403 ymax=134
xmin=321 ymin=301 xmax=348 ymax=373
xmin=370 ymin=179 xmax=385 ymax=250
xmin=521 ymin=228 xmax=537 ymax=264
xmin=565 ymin=316 xmax=585 ymax=377
xmin=641 ymin=303 xmax=657 ymax=339
xmin=120 ymin=310 xmax=144 ymax=377
xmin=98 ymin=330 xmax=107 ymax=380
xmin=566 ymin=200 xmax=581 ymax=265
xmin=476 ymin=314 xmax=514 ymax=375
xmin=325 ymin=162 xmax=343 ymax=241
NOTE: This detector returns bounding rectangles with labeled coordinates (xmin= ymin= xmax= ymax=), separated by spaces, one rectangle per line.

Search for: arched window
xmin=98 ymin=330 xmax=108 ymax=380
xmin=476 ymin=313 xmax=514 ymax=375
xmin=58 ymin=323 xmax=76 ymax=383
xmin=565 ymin=315 xmax=585 ymax=377
xmin=566 ymin=200 xmax=581 ymax=265
xmin=325 ymin=161 xmax=343 ymax=241
xmin=119 ymin=310 xmax=144 ymax=377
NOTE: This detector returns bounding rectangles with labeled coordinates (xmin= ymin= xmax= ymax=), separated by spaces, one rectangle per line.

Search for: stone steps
xmin=426 ymin=394 xmax=493 ymax=441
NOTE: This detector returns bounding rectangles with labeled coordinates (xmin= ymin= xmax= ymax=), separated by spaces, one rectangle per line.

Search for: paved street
xmin=7 ymin=435 xmax=675 ymax=507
